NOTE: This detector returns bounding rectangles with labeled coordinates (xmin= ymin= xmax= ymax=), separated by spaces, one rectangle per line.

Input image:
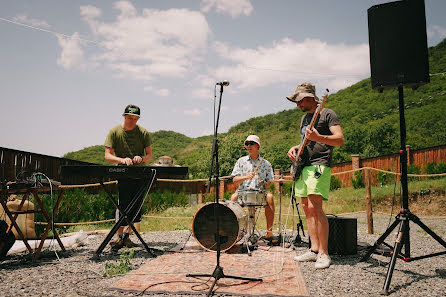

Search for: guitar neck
xmin=295 ymin=91 xmax=329 ymax=158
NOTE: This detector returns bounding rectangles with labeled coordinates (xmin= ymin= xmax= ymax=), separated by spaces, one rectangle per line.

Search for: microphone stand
xmin=186 ymin=83 xmax=262 ymax=296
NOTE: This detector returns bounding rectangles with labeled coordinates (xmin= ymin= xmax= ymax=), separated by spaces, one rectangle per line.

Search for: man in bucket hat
xmin=286 ymin=82 xmax=344 ymax=269
xmin=230 ymin=135 xmax=277 ymax=244
xmin=104 ymin=104 xmax=153 ymax=250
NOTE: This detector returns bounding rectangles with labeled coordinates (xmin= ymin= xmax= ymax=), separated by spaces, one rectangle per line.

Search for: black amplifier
xmin=327 ymin=215 xmax=357 ymax=255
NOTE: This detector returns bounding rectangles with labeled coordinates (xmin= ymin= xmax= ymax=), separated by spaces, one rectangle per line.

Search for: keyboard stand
xmin=94 ymin=171 xmax=157 ymax=258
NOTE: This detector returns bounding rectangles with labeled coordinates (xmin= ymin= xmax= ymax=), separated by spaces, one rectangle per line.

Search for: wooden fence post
xmin=364 ymin=168 xmax=374 ymax=234
xmin=219 ymin=180 xmax=225 ymax=199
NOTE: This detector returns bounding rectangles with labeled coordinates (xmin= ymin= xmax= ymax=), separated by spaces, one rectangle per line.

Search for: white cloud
xmin=143 ymin=86 xmax=170 ymax=96
xmin=201 ymin=128 xmax=213 ymax=136
xmin=56 ymin=32 xmax=87 ymax=70
xmin=184 ymin=108 xmax=202 ymax=116
xmin=212 ymin=38 xmax=370 ymax=92
xmin=13 ymin=14 xmax=50 ymax=28
xmin=80 ymin=1 xmax=210 ymax=81
xmin=432 ymin=25 xmax=446 ymax=40
xmin=201 ymin=0 xmax=253 ymax=18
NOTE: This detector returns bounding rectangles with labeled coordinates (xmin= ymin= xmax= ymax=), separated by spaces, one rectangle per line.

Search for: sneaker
xmin=315 ymin=253 xmax=331 ymax=269
xmin=294 ymin=250 xmax=318 ymax=262
xmin=123 ymin=236 xmax=135 ymax=248
xmin=109 ymin=238 xmax=124 ymax=251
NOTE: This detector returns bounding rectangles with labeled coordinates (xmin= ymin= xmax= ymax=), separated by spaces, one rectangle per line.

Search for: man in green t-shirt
xmin=104 ymin=104 xmax=152 ymax=249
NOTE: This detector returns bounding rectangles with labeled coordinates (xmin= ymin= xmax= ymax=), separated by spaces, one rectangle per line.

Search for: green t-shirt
xmin=104 ymin=125 xmax=152 ymax=165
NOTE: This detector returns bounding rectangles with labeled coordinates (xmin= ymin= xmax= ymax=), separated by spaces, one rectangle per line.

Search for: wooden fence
xmin=0 ymin=147 xmax=91 ymax=184
xmin=330 ymin=144 xmax=446 ymax=187
xmin=2 ymin=144 xmax=445 ymax=193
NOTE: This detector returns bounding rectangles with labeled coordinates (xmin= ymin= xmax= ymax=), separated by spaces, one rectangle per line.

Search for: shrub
xmin=424 ymin=162 xmax=446 ymax=179
xmin=377 ymin=169 xmax=393 ymax=186
xmin=36 ymin=188 xmax=116 ymax=225
xmin=330 ymin=176 xmax=342 ymax=190
xmin=425 ymin=162 xmax=437 ymax=174
xmin=407 ymin=164 xmax=421 ymax=175
xmin=146 ymin=189 xmax=189 ymax=211
xmin=351 ymin=171 xmax=365 ymax=189
xmin=407 ymin=164 xmax=421 ymax=181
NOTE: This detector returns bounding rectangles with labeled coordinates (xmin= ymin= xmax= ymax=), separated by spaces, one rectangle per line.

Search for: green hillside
xmin=64 ymin=39 xmax=446 ymax=178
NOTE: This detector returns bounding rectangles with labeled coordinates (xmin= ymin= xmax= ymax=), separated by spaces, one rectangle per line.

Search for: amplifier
xmin=327 ymin=215 xmax=357 ymax=255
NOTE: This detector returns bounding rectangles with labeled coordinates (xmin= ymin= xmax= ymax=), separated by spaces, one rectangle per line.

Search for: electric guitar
xmin=290 ymin=89 xmax=329 ymax=181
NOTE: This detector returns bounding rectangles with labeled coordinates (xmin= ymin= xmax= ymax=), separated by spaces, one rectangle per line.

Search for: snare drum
xmin=238 ymin=191 xmax=267 ymax=206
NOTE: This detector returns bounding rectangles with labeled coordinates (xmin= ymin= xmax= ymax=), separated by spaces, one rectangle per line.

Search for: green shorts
xmin=294 ymin=165 xmax=331 ymax=200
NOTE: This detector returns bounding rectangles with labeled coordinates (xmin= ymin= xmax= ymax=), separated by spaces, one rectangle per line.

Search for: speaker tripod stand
xmin=360 ymin=85 xmax=446 ymax=295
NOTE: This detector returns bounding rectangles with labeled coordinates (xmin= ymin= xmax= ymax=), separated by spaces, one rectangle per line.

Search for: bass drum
xmin=192 ymin=201 xmax=247 ymax=252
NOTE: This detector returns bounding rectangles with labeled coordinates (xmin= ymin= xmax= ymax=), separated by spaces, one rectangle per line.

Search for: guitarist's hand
xmin=287 ymin=145 xmax=299 ymax=162
xmin=305 ymin=127 xmax=321 ymax=142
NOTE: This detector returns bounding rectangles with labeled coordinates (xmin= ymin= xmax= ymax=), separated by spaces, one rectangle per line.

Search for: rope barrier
xmin=33 ymin=167 xmax=443 ymax=227
xmin=56 ymin=167 xmax=444 ymax=189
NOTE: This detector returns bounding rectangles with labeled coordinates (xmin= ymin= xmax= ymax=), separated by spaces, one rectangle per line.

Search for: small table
xmin=0 ymin=185 xmax=66 ymax=260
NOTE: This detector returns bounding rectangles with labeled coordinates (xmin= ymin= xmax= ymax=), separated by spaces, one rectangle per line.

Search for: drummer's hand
xmin=246 ymin=172 xmax=255 ymax=180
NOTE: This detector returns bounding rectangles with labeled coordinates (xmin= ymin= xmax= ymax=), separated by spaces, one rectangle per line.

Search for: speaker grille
xmin=368 ymin=0 xmax=429 ymax=90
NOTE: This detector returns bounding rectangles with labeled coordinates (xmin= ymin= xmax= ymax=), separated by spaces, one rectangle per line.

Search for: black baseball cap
xmin=123 ymin=104 xmax=140 ymax=117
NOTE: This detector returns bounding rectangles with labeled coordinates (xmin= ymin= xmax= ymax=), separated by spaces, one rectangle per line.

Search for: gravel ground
xmin=1 ymin=213 xmax=445 ymax=297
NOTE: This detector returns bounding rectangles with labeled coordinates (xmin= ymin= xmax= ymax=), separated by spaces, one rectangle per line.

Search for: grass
xmin=60 ymin=177 xmax=445 ymax=234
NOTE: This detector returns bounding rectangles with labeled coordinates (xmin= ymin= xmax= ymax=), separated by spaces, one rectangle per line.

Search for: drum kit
xmin=192 ymin=190 xmax=267 ymax=255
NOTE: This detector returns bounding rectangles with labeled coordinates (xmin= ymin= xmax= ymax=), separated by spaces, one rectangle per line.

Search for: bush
xmin=377 ymin=169 xmax=393 ymax=186
xmin=424 ymin=162 xmax=446 ymax=179
xmin=407 ymin=164 xmax=421 ymax=175
xmin=330 ymin=176 xmax=342 ymax=190
xmin=425 ymin=162 xmax=437 ymax=174
xmin=407 ymin=164 xmax=421 ymax=181
xmin=351 ymin=171 xmax=365 ymax=189
xmin=36 ymin=188 xmax=116 ymax=225
xmin=146 ymin=189 xmax=189 ymax=211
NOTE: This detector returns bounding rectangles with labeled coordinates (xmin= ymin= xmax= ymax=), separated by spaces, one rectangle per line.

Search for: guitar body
xmin=291 ymin=146 xmax=309 ymax=181
xmin=290 ymin=159 xmax=303 ymax=181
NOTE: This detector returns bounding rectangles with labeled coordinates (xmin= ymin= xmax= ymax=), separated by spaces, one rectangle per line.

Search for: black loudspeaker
xmin=308 ymin=215 xmax=357 ymax=255
xmin=327 ymin=216 xmax=357 ymax=255
xmin=368 ymin=0 xmax=429 ymax=90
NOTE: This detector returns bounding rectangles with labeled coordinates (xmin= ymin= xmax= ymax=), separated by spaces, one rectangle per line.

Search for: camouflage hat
xmin=286 ymin=82 xmax=319 ymax=103
xmin=123 ymin=104 xmax=141 ymax=117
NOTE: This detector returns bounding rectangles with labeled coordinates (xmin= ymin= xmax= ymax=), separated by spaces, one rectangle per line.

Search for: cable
xmin=0 ymin=17 xmax=101 ymax=45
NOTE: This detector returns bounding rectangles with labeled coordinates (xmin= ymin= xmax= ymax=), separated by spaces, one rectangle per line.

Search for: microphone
xmin=216 ymin=81 xmax=230 ymax=86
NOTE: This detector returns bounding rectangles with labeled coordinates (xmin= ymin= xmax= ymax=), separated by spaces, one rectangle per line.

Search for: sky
xmin=1 ymin=0 xmax=445 ymax=157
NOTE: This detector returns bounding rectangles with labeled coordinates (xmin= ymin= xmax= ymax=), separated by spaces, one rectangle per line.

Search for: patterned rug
xmin=112 ymin=237 xmax=309 ymax=296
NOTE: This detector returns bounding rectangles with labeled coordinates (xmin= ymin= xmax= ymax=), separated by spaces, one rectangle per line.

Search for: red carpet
xmin=112 ymin=237 xmax=309 ymax=296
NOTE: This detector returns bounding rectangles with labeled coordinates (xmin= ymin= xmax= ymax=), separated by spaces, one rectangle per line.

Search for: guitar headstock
xmin=315 ymin=89 xmax=329 ymax=112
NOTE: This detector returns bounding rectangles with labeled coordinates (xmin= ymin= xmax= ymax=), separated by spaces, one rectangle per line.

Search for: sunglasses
xmin=244 ymin=141 xmax=257 ymax=146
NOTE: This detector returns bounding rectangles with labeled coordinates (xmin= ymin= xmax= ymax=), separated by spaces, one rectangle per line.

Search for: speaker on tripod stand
xmin=368 ymin=0 xmax=429 ymax=91
xmin=361 ymin=0 xmax=446 ymax=295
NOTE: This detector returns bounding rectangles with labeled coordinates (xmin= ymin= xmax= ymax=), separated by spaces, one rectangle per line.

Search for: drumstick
xmin=250 ymin=159 xmax=264 ymax=179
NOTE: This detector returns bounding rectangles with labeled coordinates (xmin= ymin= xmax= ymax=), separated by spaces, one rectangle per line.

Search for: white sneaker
xmin=294 ymin=250 xmax=318 ymax=262
xmin=315 ymin=253 xmax=331 ymax=269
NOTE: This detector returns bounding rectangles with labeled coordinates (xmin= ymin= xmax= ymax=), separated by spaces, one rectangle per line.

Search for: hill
xmin=64 ymin=39 xmax=446 ymax=178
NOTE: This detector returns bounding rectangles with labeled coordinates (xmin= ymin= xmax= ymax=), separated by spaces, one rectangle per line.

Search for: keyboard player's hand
xmin=133 ymin=156 xmax=143 ymax=164
xmin=121 ymin=157 xmax=134 ymax=165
